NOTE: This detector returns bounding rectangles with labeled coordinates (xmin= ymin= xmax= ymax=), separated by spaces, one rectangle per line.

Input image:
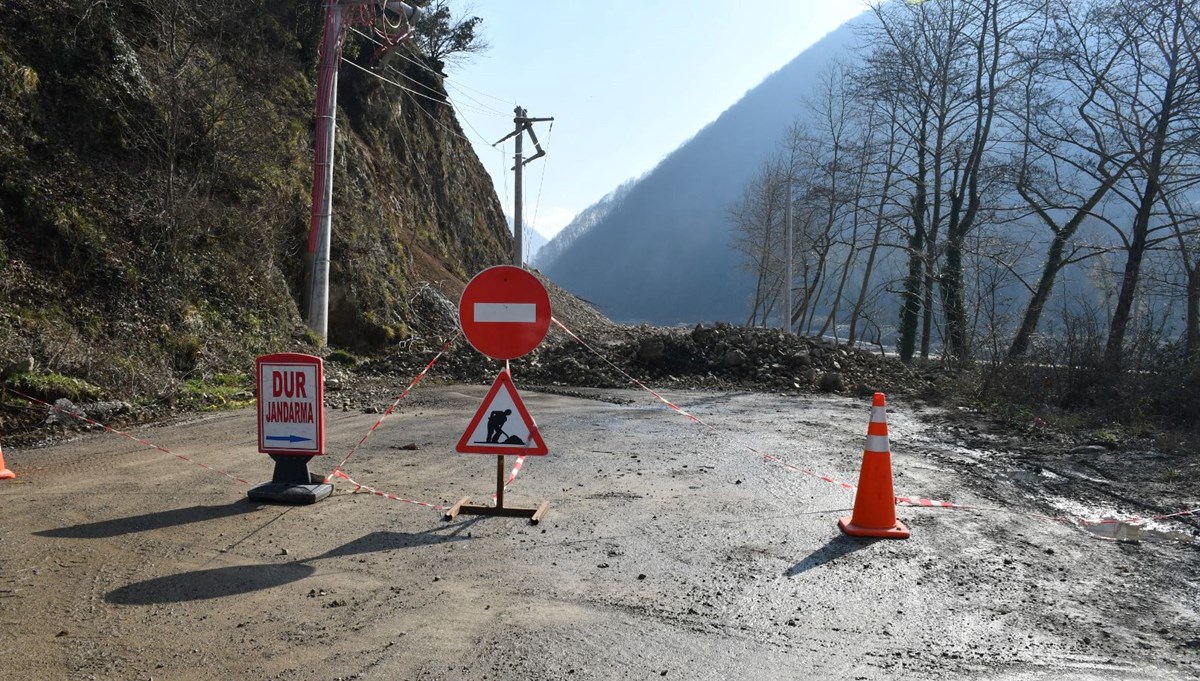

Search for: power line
xmin=340 ymin=57 xmax=477 ymax=147
xmin=446 ymin=81 xmax=514 ymax=118
xmin=340 ymin=57 xmax=452 ymax=108
xmin=348 ymin=26 xmax=510 ymax=119
xmin=342 ymin=29 xmax=506 ymax=149
xmin=529 ymin=120 xmax=554 ymax=242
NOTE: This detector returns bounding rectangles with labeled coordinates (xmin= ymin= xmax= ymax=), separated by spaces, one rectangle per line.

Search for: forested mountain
xmin=0 ymin=0 xmax=510 ymax=399
xmin=540 ymin=0 xmax=1200 ymax=372
xmin=532 ymin=179 xmax=635 ymax=272
xmin=539 ymin=21 xmax=861 ymax=325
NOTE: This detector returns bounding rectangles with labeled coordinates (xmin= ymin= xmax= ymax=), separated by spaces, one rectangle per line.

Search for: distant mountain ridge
xmin=505 ymin=216 xmax=550 ymax=262
xmin=532 ymin=180 xmax=635 ymax=271
xmin=539 ymin=20 xmax=863 ymax=324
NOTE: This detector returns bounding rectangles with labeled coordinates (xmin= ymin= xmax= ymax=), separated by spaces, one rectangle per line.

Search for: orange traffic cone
xmin=0 ymin=437 xmax=14 ymax=480
xmin=838 ymin=392 xmax=908 ymax=539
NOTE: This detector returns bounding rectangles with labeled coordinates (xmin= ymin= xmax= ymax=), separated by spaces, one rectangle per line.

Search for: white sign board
xmin=256 ymin=353 xmax=325 ymax=455
xmin=456 ymin=370 xmax=547 ymax=455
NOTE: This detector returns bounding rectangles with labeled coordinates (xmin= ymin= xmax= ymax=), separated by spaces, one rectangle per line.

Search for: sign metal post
xmin=447 ymin=269 xmax=553 ymax=523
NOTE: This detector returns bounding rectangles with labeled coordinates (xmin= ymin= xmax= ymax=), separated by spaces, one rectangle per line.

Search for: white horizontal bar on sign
xmin=474 ymin=303 xmax=537 ymax=323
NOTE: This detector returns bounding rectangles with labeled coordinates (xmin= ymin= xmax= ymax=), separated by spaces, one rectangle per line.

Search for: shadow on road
xmin=105 ymin=562 xmax=317 ymax=604
xmin=784 ymin=534 xmax=878 ymax=576
xmin=307 ymin=520 xmax=479 ymax=561
xmin=36 ymin=500 xmax=265 ymax=539
xmin=104 ymin=520 xmax=478 ymax=605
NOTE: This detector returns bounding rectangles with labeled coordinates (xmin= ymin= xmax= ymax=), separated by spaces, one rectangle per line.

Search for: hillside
xmin=0 ymin=0 xmax=510 ymax=404
xmin=540 ymin=21 xmax=861 ymax=325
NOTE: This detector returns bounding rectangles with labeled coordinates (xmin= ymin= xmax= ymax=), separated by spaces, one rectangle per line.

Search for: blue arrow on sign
xmin=265 ymin=434 xmax=313 ymax=444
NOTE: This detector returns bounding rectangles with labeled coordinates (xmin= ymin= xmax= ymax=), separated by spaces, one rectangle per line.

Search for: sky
xmin=443 ymin=1 xmax=869 ymax=240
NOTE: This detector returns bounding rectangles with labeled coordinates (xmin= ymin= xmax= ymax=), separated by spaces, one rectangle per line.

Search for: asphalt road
xmin=1 ymin=384 xmax=1197 ymax=680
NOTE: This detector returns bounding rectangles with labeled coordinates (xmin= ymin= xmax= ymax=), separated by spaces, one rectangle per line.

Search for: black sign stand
xmin=248 ymin=454 xmax=333 ymax=504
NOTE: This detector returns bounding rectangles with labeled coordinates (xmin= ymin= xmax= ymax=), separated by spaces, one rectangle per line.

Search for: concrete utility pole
xmin=783 ymin=181 xmax=793 ymax=332
xmin=304 ymin=1 xmax=418 ymax=343
xmin=494 ymin=106 xmax=553 ymax=266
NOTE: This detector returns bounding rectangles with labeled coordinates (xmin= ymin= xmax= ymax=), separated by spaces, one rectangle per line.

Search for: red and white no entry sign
xmin=459 ymin=266 xmax=552 ymax=360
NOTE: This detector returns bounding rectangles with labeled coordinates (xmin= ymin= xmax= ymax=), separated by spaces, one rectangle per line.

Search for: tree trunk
xmin=1008 ymin=232 xmax=1068 ymax=359
xmin=1187 ymin=260 xmax=1200 ymax=369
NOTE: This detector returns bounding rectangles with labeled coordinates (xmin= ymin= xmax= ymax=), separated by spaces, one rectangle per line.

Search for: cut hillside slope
xmin=0 ymin=0 xmax=509 ymax=404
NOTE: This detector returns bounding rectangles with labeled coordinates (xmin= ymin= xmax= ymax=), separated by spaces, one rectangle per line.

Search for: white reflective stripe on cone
xmin=865 ymin=434 xmax=890 ymax=452
xmin=870 ymin=406 xmax=888 ymax=423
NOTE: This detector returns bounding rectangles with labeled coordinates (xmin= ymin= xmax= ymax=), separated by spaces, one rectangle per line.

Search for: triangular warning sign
xmin=456 ymin=369 xmax=548 ymax=455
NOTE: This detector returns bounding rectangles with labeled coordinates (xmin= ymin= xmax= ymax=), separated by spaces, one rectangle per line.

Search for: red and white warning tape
xmin=895 ymin=495 xmax=975 ymax=510
xmin=552 ymin=317 xmax=857 ymax=493
xmin=5 ymin=388 xmax=251 ymax=485
xmin=761 ymin=452 xmax=856 ymax=491
xmin=550 ymin=318 xmax=708 ymax=427
xmin=550 ymin=318 xmax=1200 ymax=534
xmin=330 ymin=469 xmax=447 ymax=510
xmin=3 ymin=337 xmax=461 ymax=510
xmin=492 ymin=454 xmax=527 ymax=501
xmin=324 ymin=334 xmax=458 ymax=484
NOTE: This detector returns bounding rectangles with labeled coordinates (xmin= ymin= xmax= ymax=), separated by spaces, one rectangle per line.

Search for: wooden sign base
xmin=444 ymin=456 xmax=549 ymax=524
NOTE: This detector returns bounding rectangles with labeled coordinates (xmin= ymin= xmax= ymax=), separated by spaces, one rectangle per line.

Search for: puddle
xmin=1048 ymin=497 xmax=1199 ymax=544
xmin=1080 ymin=520 xmax=1198 ymax=544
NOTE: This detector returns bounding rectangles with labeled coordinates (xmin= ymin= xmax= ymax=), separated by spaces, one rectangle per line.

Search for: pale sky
xmin=445 ymin=1 xmax=869 ymax=239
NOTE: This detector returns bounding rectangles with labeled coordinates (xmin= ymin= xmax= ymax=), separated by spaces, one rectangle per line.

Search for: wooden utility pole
xmin=494 ymin=106 xmax=553 ymax=265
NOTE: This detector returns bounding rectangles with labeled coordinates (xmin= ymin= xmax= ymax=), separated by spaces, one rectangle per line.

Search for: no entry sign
xmin=459 ymin=266 xmax=552 ymax=360
xmin=256 ymin=353 xmax=324 ymax=455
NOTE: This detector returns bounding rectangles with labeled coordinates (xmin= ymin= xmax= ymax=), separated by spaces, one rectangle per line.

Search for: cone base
xmin=838 ymin=516 xmax=910 ymax=539
xmin=0 ymin=468 xmax=14 ymax=480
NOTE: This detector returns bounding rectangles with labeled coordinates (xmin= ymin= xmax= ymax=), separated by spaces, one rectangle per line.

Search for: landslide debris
xmin=359 ymin=277 xmax=934 ymax=400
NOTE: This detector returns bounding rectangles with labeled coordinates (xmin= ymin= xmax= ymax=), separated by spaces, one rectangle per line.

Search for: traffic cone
xmin=0 ymin=437 xmax=15 ymax=480
xmin=838 ymin=392 xmax=908 ymax=539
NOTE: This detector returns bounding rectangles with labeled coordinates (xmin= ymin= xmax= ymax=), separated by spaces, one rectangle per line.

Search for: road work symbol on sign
xmin=256 ymin=353 xmax=325 ymax=456
xmin=458 ymin=265 xmax=552 ymax=360
xmin=457 ymin=369 xmax=547 ymax=455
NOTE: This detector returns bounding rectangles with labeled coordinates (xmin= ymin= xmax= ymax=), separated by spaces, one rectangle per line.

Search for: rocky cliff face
xmin=0 ymin=0 xmax=508 ymax=400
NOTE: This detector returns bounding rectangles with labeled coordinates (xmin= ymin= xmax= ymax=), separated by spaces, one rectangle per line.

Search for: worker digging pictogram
xmin=486 ymin=408 xmax=516 ymax=444
xmin=455 ymin=368 xmax=548 ymax=457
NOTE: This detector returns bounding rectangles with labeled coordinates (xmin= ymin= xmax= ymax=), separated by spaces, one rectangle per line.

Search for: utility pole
xmin=494 ymin=106 xmax=553 ymax=266
xmin=304 ymin=1 xmax=417 ymax=343
xmin=783 ymin=181 xmax=793 ymax=332
xmin=304 ymin=1 xmax=345 ymax=344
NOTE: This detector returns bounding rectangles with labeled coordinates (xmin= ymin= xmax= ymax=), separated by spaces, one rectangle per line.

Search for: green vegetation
xmin=6 ymin=371 xmax=102 ymax=403
xmin=327 ymin=349 xmax=358 ymax=367
xmin=179 ymin=374 xmax=254 ymax=412
xmin=0 ymin=0 xmax=510 ymax=429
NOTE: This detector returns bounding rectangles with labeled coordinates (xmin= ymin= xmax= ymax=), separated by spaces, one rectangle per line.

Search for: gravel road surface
xmin=1 ymin=384 xmax=1197 ymax=680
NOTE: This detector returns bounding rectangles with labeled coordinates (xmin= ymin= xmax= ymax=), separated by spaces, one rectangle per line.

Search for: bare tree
xmin=863 ymin=0 xmax=1041 ymax=362
xmin=1002 ymin=0 xmax=1134 ymax=359
xmin=846 ymin=71 xmax=908 ymax=348
xmin=729 ymin=160 xmax=787 ymax=326
xmin=1162 ymin=180 xmax=1200 ymax=368
xmin=798 ymin=63 xmax=866 ymax=339
xmin=413 ymin=0 xmax=488 ymax=68
xmin=1088 ymin=0 xmax=1200 ymax=369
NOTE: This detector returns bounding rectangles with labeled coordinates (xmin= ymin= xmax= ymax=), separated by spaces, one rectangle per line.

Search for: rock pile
xmin=364 ymin=312 xmax=933 ymax=399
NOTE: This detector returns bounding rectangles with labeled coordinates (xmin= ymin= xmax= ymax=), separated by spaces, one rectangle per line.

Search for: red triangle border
xmin=456 ymin=369 xmax=548 ymax=455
